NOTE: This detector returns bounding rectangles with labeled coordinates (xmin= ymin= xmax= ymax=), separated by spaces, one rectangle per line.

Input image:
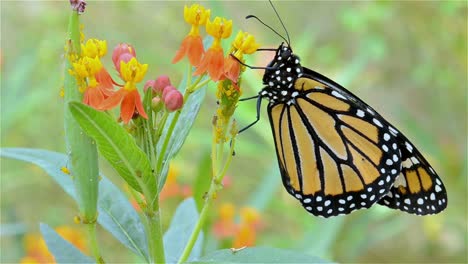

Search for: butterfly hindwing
xmin=377 ymin=133 xmax=448 ymax=215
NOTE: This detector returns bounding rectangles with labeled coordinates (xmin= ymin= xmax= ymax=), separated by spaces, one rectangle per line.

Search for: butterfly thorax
xmin=260 ymin=43 xmax=303 ymax=105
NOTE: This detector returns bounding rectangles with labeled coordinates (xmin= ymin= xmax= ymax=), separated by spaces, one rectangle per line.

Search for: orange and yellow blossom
xmin=224 ymin=30 xmax=260 ymax=83
xmin=232 ymin=207 xmax=262 ymax=248
xmin=172 ymin=4 xmax=210 ymax=67
xmin=69 ymin=38 xmax=115 ymax=108
xmin=81 ymin=38 xmax=107 ymax=59
xmin=213 ymin=203 xmax=238 ymax=239
xmin=194 ymin=16 xmax=232 ymax=81
xmin=99 ymin=57 xmax=148 ymax=123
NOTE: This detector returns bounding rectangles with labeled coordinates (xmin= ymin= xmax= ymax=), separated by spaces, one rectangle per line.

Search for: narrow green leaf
xmin=192 ymin=247 xmax=331 ymax=263
xmin=164 ymin=198 xmax=204 ymax=263
xmin=40 ymin=223 xmax=94 ymax=264
xmin=0 ymin=148 xmax=149 ymax=261
xmin=63 ymin=11 xmax=99 ymax=222
xmin=68 ymin=102 xmax=156 ymax=198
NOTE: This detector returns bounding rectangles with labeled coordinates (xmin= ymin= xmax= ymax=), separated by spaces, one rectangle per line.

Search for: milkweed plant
xmin=1 ymin=1 xmax=327 ymax=263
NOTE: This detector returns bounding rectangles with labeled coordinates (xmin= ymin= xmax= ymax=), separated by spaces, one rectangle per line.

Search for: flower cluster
xmin=144 ymin=75 xmax=183 ymax=113
xmin=213 ymin=203 xmax=263 ymax=248
xmin=172 ymin=4 xmax=260 ymax=144
xmin=173 ymin=4 xmax=259 ymax=84
xmin=68 ymin=35 xmax=150 ymax=123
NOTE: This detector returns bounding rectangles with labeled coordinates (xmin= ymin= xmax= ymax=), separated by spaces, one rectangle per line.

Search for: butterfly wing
xmin=268 ymin=69 xmax=402 ymax=217
xmin=377 ymin=135 xmax=448 ymax=215
xmin=268 ymin=66 xmax=446 ymax=217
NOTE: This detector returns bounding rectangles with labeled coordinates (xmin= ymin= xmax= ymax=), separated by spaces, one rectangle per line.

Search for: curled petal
xmin=172 ymin=35 xmax=204 ymax=66
xmin=99 ymin=89 xmax=127 ymax=110
xmin=194 ymin=48 xmax=225 ymax=81
xmin=83 ymin=87 xmax=105 ymax=109
xmin=133 ymin=90 xmax=148 ymax=119
xmin=224 ymin=56 xmax=241 ymax=83
xmin=95 ymin=67 xmax=115 ymax=96
xmin=120 ymin=89 xmax=137 ymax=123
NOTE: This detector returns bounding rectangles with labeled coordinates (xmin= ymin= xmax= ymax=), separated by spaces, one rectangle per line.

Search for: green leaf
xmin=0 ymin=148 xmax=149 ymax=262
xmin=40 ymin=223 xmax=94 ymax=264
xmin=157 ymin=79 xmax=207 ymax=190
xmin=68 ymin=102 xmax=156 ymax=198
xmin=192 ymin=247 xmax=331 ymax=263
xmin=164 ymin=198 xmax=204 ymax=263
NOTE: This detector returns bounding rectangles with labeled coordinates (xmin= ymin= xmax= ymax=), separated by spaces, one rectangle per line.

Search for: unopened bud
xmin=164 ymin=89 xmax=184 ymax=112
xmin=162 ymin=85 xmax=176 ymax=101
xmin=70 ymin=0 xmax=86 ymax=14
xmin=154 ymin=75 xmax=171 ymax=93
xmin=112 ymin=43 xmax=136 ymax=67
xmin=115 ymin=52 xmax=134 ymax=73
xmin=144 ymin=79 xmax=156 ymax=93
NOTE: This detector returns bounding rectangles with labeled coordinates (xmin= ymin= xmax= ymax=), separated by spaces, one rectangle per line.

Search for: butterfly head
xmin=261 ymin=43 xmax=303 ymax=103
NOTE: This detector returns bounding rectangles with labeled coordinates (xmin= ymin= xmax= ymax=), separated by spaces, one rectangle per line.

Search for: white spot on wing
xmin=373 ymin=118 xmax=383 ymax=127
xmin=357 ymin=110 xmax=365 ymax=117
xmin=331 ymin=91 xmax=346 ymax=100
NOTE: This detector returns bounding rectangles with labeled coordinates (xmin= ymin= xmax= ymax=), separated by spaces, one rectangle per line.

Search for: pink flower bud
xmin=164 ymin=89 xmax=183 ymax=112
xmin=154 ymin=75 xmax=171 ymax=93
xmin=112 ymin=43 xmax=136 ymax=67
xmin=115 ymin=52 xmax=134 ymax=73
xmin=144 ymin=79 xmax=156 ymax=93
xmin=162 ymin=85 xmax=176 ymax=101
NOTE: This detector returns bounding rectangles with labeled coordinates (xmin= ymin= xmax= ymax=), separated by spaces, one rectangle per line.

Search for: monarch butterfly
xmin=240 ymin=1 xmax=448 ymax=218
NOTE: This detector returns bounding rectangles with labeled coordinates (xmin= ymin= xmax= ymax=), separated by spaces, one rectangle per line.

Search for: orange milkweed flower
xmin=213 ymin=203 xmax=238 ymax=239
xmin=81 ymin=38 xmax=107 ymax=59
xmin=71 ymin=55 xmax=115 ymax=109
xmin=224 ymin=31 xmax=260 ymax=83
xmin=99 ymin=57 xmax=148 ymax=123
xmin=193 ymin=16 xmax=232 ymax=81
xmin=172 ymin=4 xmax=210 ymax=66
xmin=232 ymin=207 xmax=262 ymax=248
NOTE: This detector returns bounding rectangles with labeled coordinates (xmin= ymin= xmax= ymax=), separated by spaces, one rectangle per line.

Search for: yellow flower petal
xmin=233 ymin=31 xmax=260 ymax=55
xmin=206 ymin=17 xmax=233 ymax=40
xmin=120 ymin=57 xmax=148 ymax=90
xmin=82 ymin=39 xmax=107 ymax=58
xmin=184 ymin=4 xmax=210 ymax=26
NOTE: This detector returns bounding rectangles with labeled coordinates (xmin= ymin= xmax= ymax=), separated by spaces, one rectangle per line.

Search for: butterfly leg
xmin=238 ymin=96 xmax=263 ymax=134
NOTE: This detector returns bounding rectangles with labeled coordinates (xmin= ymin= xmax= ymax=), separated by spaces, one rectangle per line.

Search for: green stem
xmin=176 ymin=181 xmax=216 ymax=264
xmin=64 ymin=10 xmax=102 ymax=263
xmin=87 ymin=224 xmax=104 ymax=263
xmin=177 ymin=133 xmax=236 ymax=264
xmin=146 ymin=206 xmax=166 ymax=264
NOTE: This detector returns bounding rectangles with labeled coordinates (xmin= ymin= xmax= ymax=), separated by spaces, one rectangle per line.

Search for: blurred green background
xmin=1 ymin=1 xmax=466 ymax=263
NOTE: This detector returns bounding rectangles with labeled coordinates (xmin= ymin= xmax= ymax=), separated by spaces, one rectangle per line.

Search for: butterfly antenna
xmin=269 ymin=0 xmax=291 ymax=46
xmin=246 ymin=15 xmax=289 ymax=45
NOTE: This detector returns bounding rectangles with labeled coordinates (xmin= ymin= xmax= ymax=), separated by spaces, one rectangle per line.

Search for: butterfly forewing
xmin=268 ymin=82 xmax=402 ymax=217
